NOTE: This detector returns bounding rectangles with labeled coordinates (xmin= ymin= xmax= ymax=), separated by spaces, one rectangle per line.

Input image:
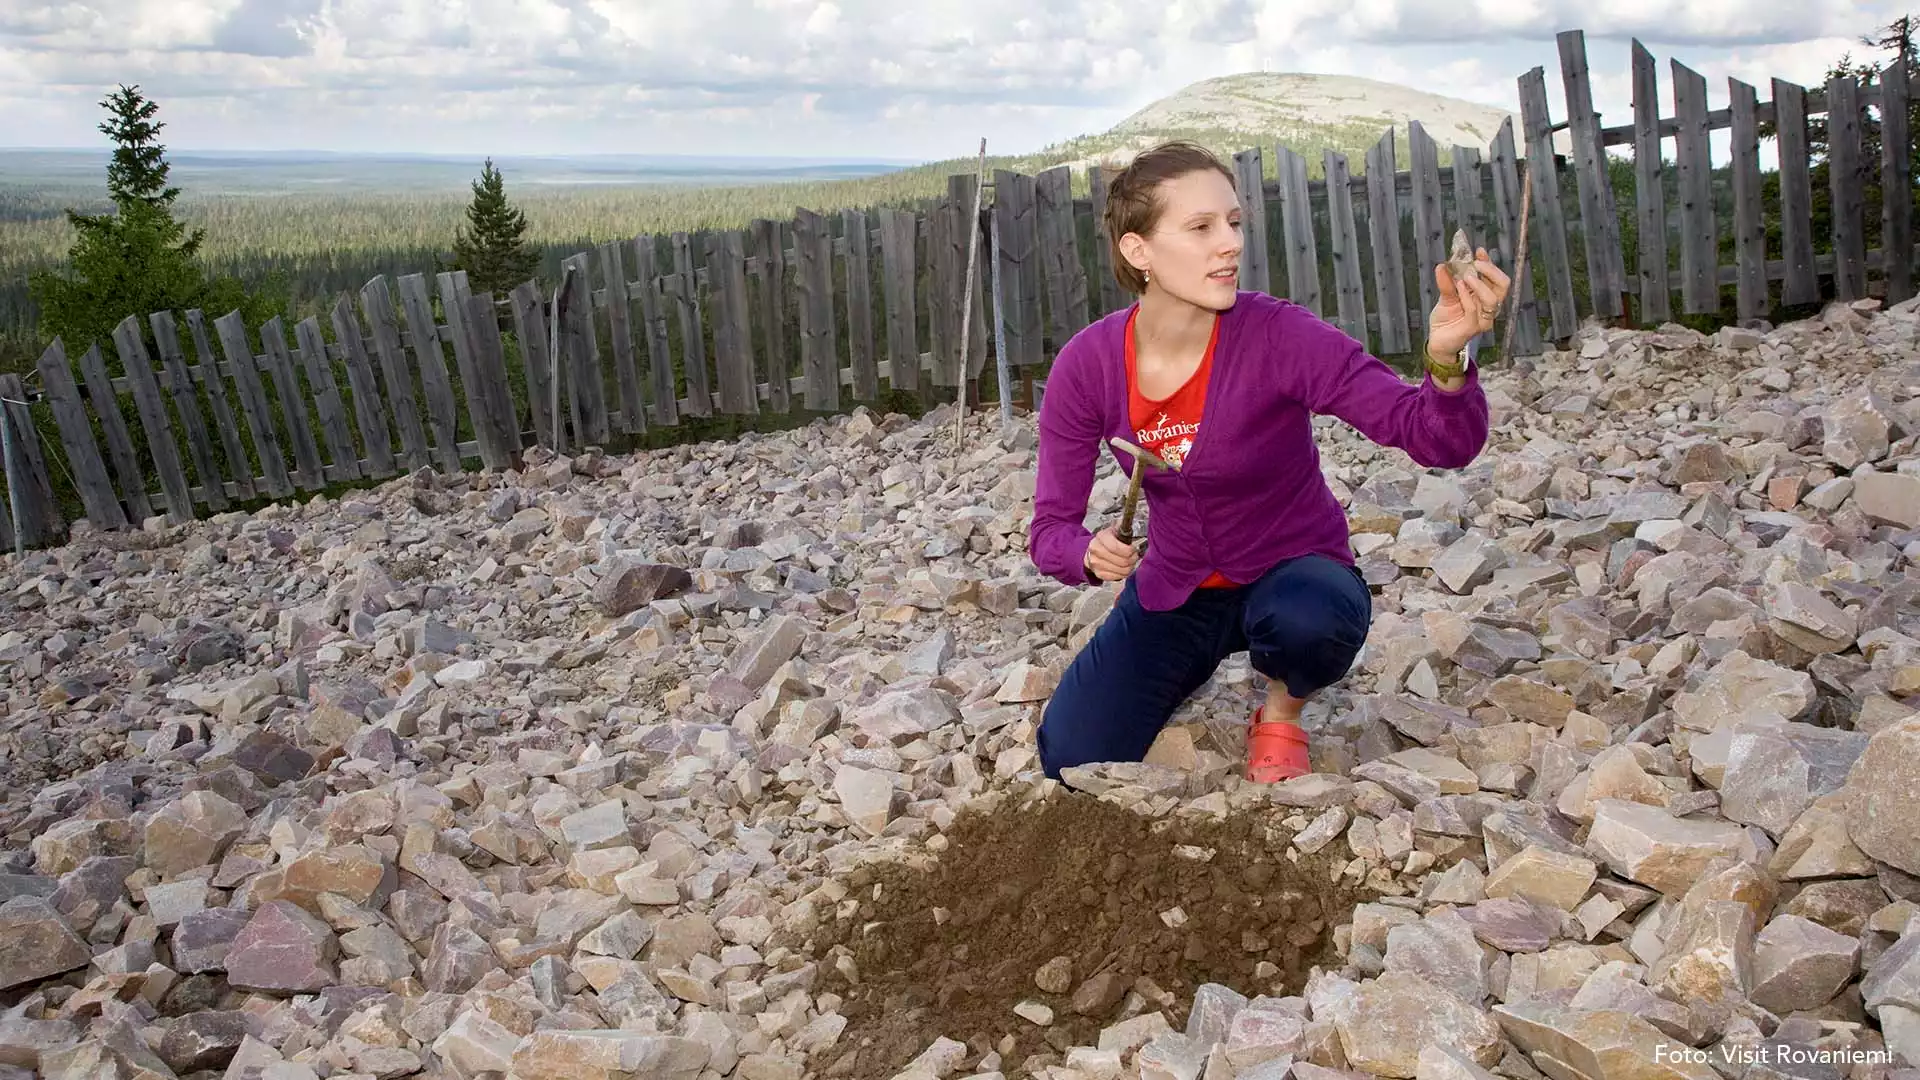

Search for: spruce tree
xmin=27 ymin=85 xmax=274 ymax=357
xmin=450 ymin=158 xmax=540 ymax=298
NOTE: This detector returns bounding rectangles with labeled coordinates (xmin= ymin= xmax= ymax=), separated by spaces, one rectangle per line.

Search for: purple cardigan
xmin=1029 ymin=290 xmax=1490 ymax=611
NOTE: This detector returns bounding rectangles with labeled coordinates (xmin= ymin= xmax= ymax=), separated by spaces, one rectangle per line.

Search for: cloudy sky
xmin=0 ymin=0 xmax=1912 ymax=163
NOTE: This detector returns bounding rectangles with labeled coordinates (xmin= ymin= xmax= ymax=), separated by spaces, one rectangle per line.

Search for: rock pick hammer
xmin=1108 ymin=437 xmax=1173 ymax=548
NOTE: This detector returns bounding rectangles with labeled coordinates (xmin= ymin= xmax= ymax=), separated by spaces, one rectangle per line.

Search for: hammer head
xmin=1109 ymin=436 xmax=1173 ymax=472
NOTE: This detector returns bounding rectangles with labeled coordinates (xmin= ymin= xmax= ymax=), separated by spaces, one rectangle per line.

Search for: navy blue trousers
xmin=1036 ymin=554 xmax=1372 ymax=780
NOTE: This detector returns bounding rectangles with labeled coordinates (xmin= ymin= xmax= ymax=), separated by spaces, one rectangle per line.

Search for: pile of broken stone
xmin=0 ymin=293 xmax=1917 ymax=1080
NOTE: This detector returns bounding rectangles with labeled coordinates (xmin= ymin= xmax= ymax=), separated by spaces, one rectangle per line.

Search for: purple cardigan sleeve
xmin=1028 ymin=340 xmax=1102 ymax=587
xmin=1279 ymin=306 xmax=1491 ymax=469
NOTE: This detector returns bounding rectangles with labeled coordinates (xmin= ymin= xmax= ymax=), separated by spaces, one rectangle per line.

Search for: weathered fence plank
xmin=1631 ymin=41 xmax=1672 ymax=325
xmin=1450 ymin=146 xmax=1486 ymax=252
xmin=1452 ymin=145 xmax=1492 ymax=350
xmin=1365 ymin=129 xmax=1413 ymax=355
xmin=634 ymin=236 xmax=678 ymax=427
xmin=1323 ymin=149 xmax=1369 ymax=346
xmin=184 ymin=311 xmax=258 ymax=499
xmin=552 ymin=255 xmax=588 ymax=439
xmin=1088 ymin=164 xmax=1124 ymax=317
xmin=477 ymin=290 xmax=524 ymax=455
xmin=394 ymin=274 xmax=464 ymax=470
xmin=926 ymin=198 xmax=953 ymax=386
xmin=258 ymin=319 xmax=326 ymax=489
xmin=508 ymin=282 xmax=555 ymax=449
xmin=210 ymin=315 xmax=291 ymax=499
xmin=1828 ymin=74 xmax=1868 ymax=301
xmin=1729 ymin=77 xmax=1769 ymax=322
xmin=752 ymin=219 xmax=793 ymax=412
xmin=1489 ymin=118 xmax=1543 ymax=355
xmin=35 ymin=340 xmax=127 ymax=530
xmin=464 ymin=292 xmax=522 ymax=465
xmin=358 ymin=277 xmax=435 ymax=474
xmin=1559 ymin=29 xmax=1625 ymax=317
xmin=73 ymin=342 xmax=154 ymax=519
xmin=436 ymin=273 xmax=515 ymax=466
xmin=1886 ymin=59 xmax=1915 ymax=305
xmin=1232 ymin=148 xmax=1271 ymax=295
xmin=1036 ymin=165 xmax=1089 ymax=351
xmin=598 ymin=240 xmax=646 ymax=435
xmin=1275 ymin=145 xmax=1321 ymax=315
xmin=329 ymin=299 xmax=395 ymax=480
xmin=842 ymin=209 xmax=879 ymax=401
xmin=558 ymin=253 xmax=611 ymax=442
xmin=877 ymin=208 xmax=920 ymax=393
xmin=148 ymin=310 xmax=230 ymax=511
xmin=949 ymin=173 xmax=989 ymax=380
xmin=1672 ymin=61 xmax=1719 ymax=314
xmin=1408 ymin=122 xmax=1447 ymax=326
xmin=1772 ymin=78 xmax=1820 ymax=306
xmin=1519 ymin=68 xmax=1578 ymax=339
xmin=795 ymin=207 xmax=840 ymax=412
xmin=293 ymin=316 xmax=363 ymax=482
xmin=112 ymin=316 xmax=195 ymax=519
xmin=0 ymin=372 xmax=60 ymax=546
xmin=993 ymin=170 xmax=1044 ymax=370
xmin=707 ymin=230 xmax=759 ymax=413
xmin=671 ymin=232 xmax=714 ymax=418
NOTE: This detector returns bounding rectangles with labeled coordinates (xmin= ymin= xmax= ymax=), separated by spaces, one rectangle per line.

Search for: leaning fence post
xmin=1 ymin=392 xmax=20 ymax=557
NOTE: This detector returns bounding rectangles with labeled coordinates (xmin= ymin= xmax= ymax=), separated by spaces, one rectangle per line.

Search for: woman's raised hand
xmin=1426 ymin=249 xmax=1512 ymax=360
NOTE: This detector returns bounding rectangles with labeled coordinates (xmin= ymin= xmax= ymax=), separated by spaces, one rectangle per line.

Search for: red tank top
xmin=1124 ymin=308 xmax=1236 ymax=589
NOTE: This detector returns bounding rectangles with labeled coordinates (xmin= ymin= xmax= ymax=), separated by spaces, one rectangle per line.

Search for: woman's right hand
xmin=1084 ymin=525 xmax=1142 ymax=582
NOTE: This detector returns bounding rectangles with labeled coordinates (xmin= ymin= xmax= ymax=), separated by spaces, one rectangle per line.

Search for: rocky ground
xmin=1 ymin=296 xmax=1918 ymax=1080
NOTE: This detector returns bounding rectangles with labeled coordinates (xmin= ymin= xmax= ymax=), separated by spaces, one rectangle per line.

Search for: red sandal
xmin=1245 ymin=706 xmax=1312 ymax=783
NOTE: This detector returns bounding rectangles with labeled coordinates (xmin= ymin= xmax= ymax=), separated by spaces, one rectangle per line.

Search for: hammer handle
xmin=1116 ymin=469 xmax=1145 ymax=545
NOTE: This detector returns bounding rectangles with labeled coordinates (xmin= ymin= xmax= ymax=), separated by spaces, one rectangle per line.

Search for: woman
xmin=1028 ymin=140 xmax=1508 ymax=784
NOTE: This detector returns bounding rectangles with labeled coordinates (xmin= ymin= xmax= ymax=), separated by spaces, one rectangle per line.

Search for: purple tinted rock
xmin=170 ymin=906 xmax=253 ymax=973
xmin=223 ymin=900 xmax=337 ymax=994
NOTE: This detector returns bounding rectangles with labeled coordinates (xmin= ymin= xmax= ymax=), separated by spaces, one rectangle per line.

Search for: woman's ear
xmin=1118 ymin=232 xmax=1148 ymax=272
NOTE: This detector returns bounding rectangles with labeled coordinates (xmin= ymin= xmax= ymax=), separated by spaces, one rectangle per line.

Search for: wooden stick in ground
xmin=955 ymin=137 xmax=986 ymax=457
xmin=1499 ymin=159 xmax=1533 ymax=363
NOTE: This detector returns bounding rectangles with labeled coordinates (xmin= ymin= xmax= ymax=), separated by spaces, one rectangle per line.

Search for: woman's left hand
xmin=1426 ymin=249 xmax=1513 ymax=360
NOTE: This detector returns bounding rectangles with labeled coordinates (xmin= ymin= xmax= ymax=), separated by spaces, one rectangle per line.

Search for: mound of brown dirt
xmin=802 ymin=789 xmax=1370 ymax=1078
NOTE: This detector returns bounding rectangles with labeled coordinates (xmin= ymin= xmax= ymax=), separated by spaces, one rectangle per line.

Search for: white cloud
xmin=0 ymin=0 xmax=1910 ymax=159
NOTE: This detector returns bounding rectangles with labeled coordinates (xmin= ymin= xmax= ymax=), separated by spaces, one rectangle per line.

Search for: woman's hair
xmin=1102 ymin=140 xmax=1237 ymax=295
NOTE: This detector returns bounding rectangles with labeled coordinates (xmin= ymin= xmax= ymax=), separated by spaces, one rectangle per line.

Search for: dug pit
xmin=798 ymin=786 xmax=1372 ymax=1078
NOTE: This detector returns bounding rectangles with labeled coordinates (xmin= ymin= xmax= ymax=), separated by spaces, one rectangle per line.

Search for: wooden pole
xmin=955 ymin=138 xmax=986 ymax=456
xmin=1500 ymin=160 xmax=1534 ymax=362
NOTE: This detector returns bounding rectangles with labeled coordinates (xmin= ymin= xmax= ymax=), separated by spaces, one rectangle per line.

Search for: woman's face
xmin=1123 ymin=168 xmax=1243 ymax=311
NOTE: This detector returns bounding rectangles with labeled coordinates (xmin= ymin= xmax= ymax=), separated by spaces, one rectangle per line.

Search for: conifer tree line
xmin=9 ymin=87 xmax=543 ymax=376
